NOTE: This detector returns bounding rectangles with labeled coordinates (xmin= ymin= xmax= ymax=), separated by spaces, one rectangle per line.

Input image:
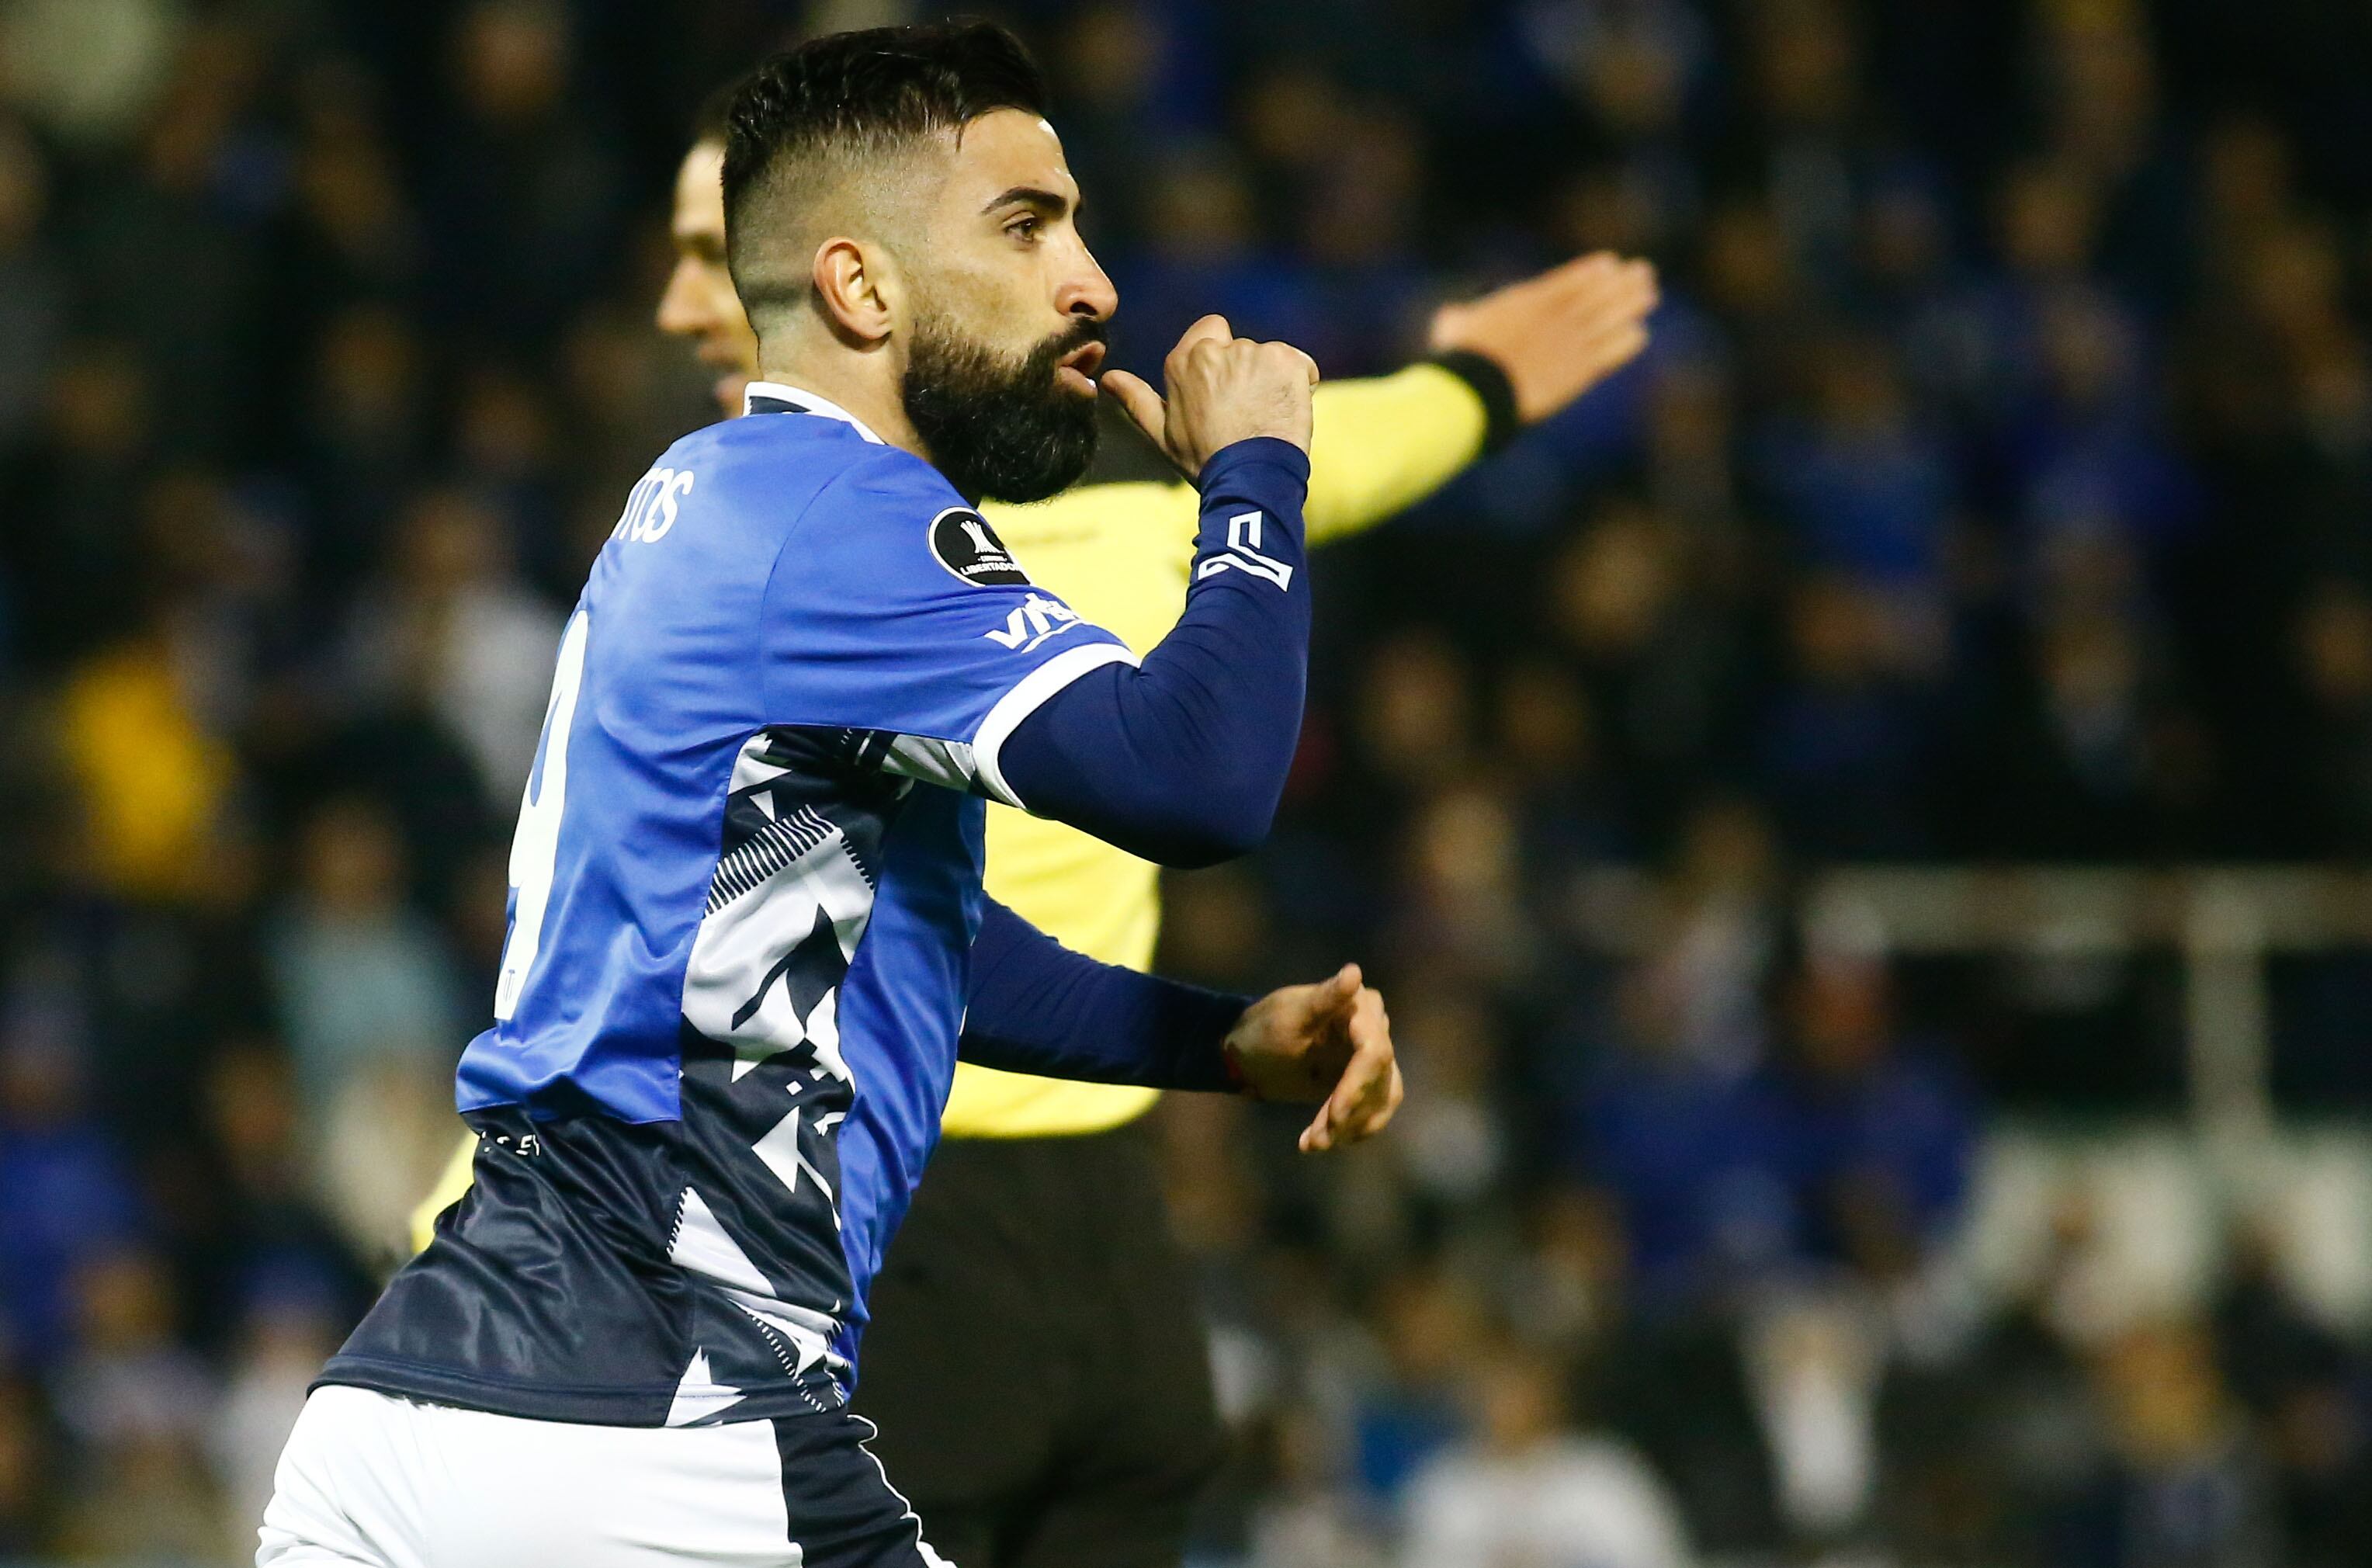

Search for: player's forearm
xmin=1302 ymin=356 xmax=1517 ymax=543
xmin=959 ymin=897 xmax=1245 ymax=1089
xmin=995 ymin=438 xmax=1311 ymax=868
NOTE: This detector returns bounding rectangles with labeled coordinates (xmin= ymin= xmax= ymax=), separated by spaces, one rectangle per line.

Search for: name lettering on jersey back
xmin=983 ymin=592 xmax=1084 ymax=653
xmin=612 ymin=466 xmax=698 ymax=543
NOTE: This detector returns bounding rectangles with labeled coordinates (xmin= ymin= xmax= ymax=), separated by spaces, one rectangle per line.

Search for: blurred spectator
xmin=2 ymin=342 xmax=157 ymax=669
xmin=50 ymin=1247 xmax=213 ymax=1455
xmin=1243 ymin=1405 xmax=1388 ymax=1568
xmin=0 ymin=117 xmax=64 ymax=460
xmin=265 ymin=796 xmax=465 ymax=1254
xmin=1347 ymin=1268 xmax=1486 ymax=1506
xmin=1111 ymin=145 xmax=1320 ymax=374
xmin=297 ymin=304 xmax=430 ymax=595
xmin=422 ymin=0 xmax=624 ymax=349
xmin=1547 ymin=501 xmax=1742 ymax=838
xmin=279 ymin=60 xmax=418 ymax=315
xmin=1759 ymin=331 xmax=1957 ymax=604
xmin=0 ymin=1368 xmax=56 ymax=1555
xmin=1776 ymin=947 xmax=1975 ymax=1275
xmin=1049 ymin=4 xmax=1188 ymax=256
xmin=53 ymin=611 xmax=240 ymax=902
xmin=1758 ymin=574 xmax=1937 ymax=858
xmin=48 ymin=1247 xmax=230 ymax=1563
xmin=207 ymin=1278 xmax=344 ymax=1538
xmin=2211 ymin=1225 xmax=2372 ymax=1568
xmin=1958 ymin=608 xmax=2191 ymax=858
xmin=1401 ymin=1340 xmax=1693 ymax=1568
xmin=344 ymin=486 xmax=565 ymax=808
xmin=0 ymin=1012 xmax=141 ymax=1369
xmin=2287 ymin=581 xmax=2372 ymax=856
xmin=1383 ymin=985 xmax=1506 ymax=1219
xmin=1493 ymin=658 xmax=1628 ymax=870
xmin=73 ymin=19 xmax=274 ymax=463
xmin=1562 ymin=955 xmax=1796 ymax=1311
xmin=1741 ymin=1290 xmax=1884 ymax=1548
xmin=2064 ymin=1318 xmax=2278 ymax=1568
xmin=1395 ymin=782 xmax=1542 ymax=993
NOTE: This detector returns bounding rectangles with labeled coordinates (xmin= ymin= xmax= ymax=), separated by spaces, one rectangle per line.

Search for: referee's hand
xmin=1427 ymin=252 xmax=1658 ymax=423
xmin=1220 ymin=964 xmax=1403 ymax=1153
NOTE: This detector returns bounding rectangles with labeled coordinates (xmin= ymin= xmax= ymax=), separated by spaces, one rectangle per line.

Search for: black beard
xmin=902 ymin=318 xmax=1103 ymax=504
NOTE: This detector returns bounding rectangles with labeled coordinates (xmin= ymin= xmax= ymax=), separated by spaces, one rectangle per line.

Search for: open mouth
xmin=1055 ymin=339 xmax=1106 ymax=394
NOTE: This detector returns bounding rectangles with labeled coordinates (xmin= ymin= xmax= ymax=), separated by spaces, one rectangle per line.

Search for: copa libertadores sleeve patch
xmin=928 ymin=507 xmax=1033 ymax=588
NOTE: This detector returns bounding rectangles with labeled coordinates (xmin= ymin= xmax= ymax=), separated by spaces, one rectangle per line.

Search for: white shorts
xmin=257 ymin=1385 xmax=952 ymax=1567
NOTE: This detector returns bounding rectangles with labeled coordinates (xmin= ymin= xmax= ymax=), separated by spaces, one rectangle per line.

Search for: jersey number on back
xmin=494 ymin=609 xmax=590 ymax=1022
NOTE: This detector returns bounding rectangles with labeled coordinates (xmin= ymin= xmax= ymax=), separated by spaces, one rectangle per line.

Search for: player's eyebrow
xmin=981 ymin=186 xmax=1073 ymax=221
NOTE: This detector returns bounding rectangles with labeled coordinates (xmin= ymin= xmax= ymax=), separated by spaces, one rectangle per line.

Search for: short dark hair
xmin=721 ymin=21 xmax=1049 ymax=323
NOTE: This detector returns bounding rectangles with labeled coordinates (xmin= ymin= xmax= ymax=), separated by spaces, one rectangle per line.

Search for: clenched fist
xmin=1102 ymin=314 xmax=1320 ymax=477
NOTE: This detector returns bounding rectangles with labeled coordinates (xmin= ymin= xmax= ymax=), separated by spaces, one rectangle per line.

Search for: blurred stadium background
xmin=4 ymin=0 xmax=2372 ymax=1563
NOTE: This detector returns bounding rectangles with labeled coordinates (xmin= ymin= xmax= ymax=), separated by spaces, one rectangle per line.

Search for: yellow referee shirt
xmin=410 ymin=363 xmax=1489 ymax=1244
xmin=949 ymin=362 xmax=1488 ymax=1136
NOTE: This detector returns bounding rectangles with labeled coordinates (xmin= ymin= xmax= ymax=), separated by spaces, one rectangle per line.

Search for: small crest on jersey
xmin=928 ymin=507 xmax=1032 ymax=588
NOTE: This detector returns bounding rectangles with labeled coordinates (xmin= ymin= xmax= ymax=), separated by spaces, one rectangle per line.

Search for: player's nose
xmin=1056 ymin=248 xmax=1117 ymax=324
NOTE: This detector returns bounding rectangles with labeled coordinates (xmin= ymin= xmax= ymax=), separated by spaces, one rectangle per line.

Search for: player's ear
xmin=811 ymin=237 xmax=895 ymax=348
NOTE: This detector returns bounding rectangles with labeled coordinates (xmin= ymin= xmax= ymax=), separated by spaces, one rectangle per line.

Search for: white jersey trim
xmin=969 ymin=640 xmax=1142 ymax=810
xmin=741 ymin=380 xmax=888 ymax=444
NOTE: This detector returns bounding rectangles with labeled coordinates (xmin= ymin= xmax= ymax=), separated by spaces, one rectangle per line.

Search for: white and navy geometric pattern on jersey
xmin=320 ymin=379 xmax=1137 ymax=1430
xmin=681 ymin=727 xmax=905 ymax=1076
xmin=666 ymin=727 xmax=911 ymax=1424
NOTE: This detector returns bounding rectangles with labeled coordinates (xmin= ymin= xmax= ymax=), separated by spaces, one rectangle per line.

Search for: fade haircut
xmin=721 ymin=21 xmax=1049 ymax=335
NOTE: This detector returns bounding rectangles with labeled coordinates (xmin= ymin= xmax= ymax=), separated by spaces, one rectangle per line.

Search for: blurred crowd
xmin=2 ymin=0 xmax=2372 ymax=1563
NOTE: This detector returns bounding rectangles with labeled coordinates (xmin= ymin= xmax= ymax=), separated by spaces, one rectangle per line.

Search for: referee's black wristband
xmin=1426 ymin=350 xmax=1522 ymax=456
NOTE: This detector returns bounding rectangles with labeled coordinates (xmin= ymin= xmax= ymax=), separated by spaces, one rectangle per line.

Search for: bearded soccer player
xmin=262 ymin=25 xmax=1405 ymax=1566
xmin=401 ymin=43 xmax=1659 ymax=1568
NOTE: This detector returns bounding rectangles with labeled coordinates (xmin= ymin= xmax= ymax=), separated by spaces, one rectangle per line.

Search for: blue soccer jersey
xmin=322 ymin=384 xmax=1136 ymax=1426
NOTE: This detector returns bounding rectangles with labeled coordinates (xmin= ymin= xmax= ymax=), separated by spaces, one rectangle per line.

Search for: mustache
xmin=1032 ymin=317 xmax=1108 ymax=366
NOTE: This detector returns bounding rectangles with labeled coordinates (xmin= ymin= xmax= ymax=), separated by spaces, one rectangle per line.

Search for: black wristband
xmin=1426 ymin=349 xmax=1522 ymax=455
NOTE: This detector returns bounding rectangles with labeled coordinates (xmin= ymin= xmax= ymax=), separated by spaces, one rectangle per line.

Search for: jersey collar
xmin=741 ymin=380 xmax=887 ymax=445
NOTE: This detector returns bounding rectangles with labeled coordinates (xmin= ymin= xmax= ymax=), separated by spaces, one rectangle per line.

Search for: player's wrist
xmin=1191 ymin=439 xmax=1311 ymax=573
xmin=1164 ymin=983 xmax=1257 ymax=1094
xmin=1197 ymin=435 xmax=1313 ymax=491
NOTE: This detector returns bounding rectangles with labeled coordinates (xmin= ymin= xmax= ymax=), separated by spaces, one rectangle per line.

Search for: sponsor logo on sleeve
xmin=928 ymin=507 xmax=1034 ymax=588
xmin=1193 ymin=509 xmax=1293 ymax=590
xmin=981 ymin=593 xmax=1084 ymax=653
